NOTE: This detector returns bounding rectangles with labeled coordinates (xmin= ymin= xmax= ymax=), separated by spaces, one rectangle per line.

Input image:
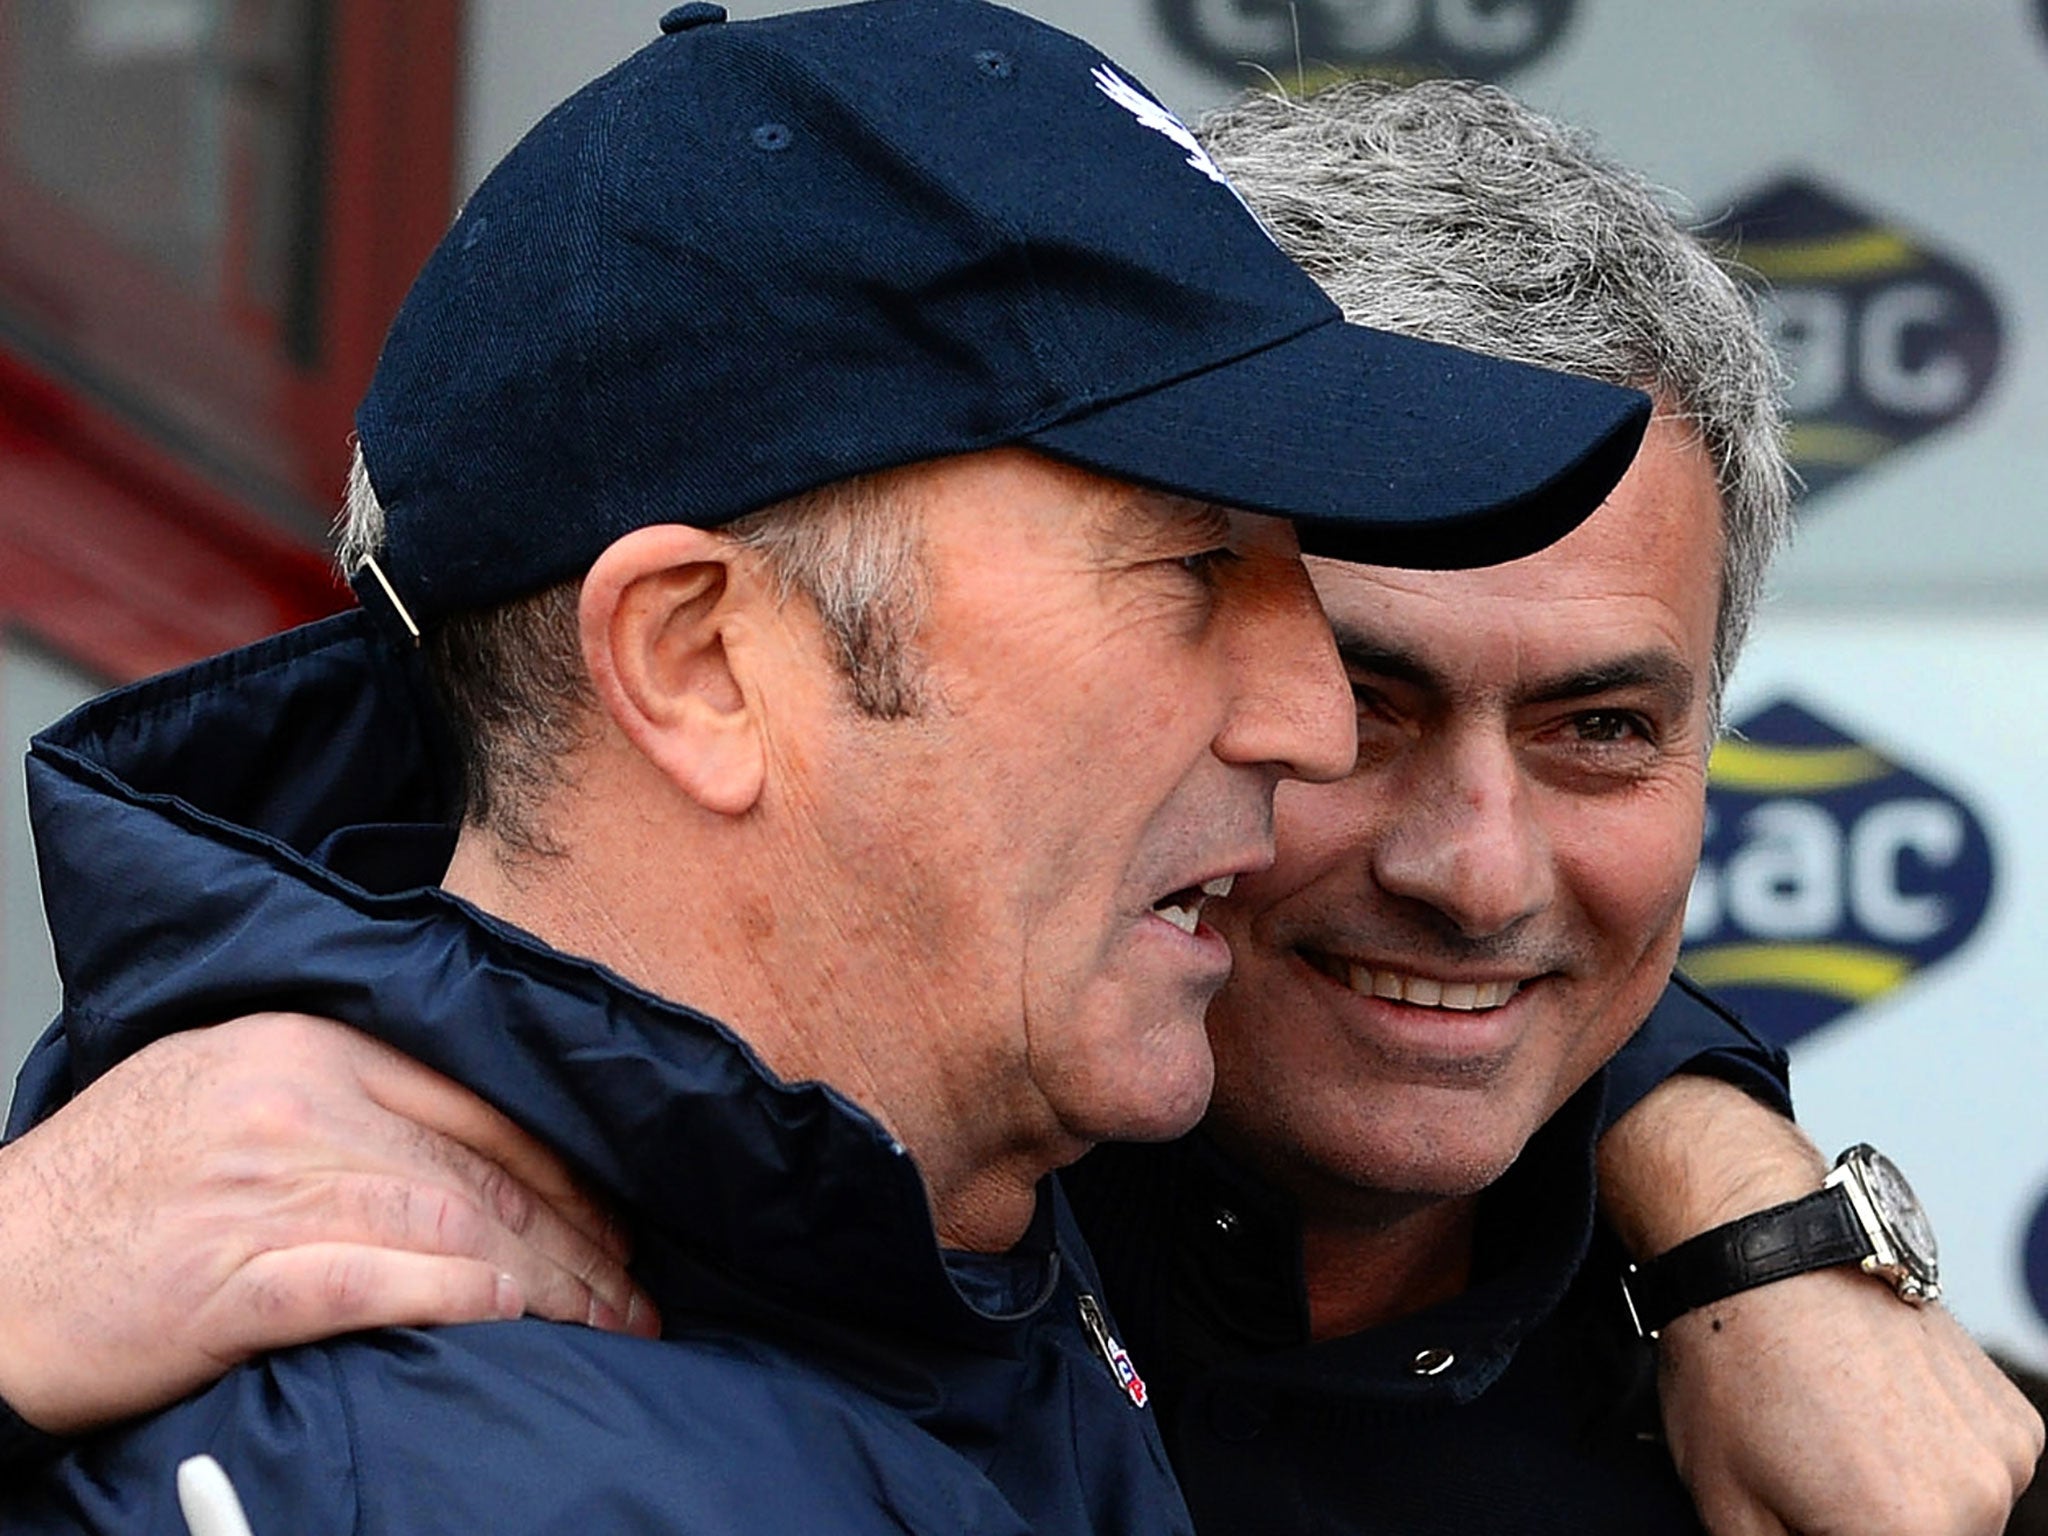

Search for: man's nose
xmin=1213 ymin=553 xmax=1356 ymax=786
xmin=1371 ymin=729 xmax=1555 ymax=940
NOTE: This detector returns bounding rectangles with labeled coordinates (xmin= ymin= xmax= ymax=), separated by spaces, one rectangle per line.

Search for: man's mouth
xmin=1305 ymin=952 xmax=1523 ymax=1012
xmin=1151 ymin=875 xmax=1236 ymax=935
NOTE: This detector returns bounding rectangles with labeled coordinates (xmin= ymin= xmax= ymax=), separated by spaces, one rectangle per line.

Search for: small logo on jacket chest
xmin=1078 ymin=1293 xmax=1149 ymax=1408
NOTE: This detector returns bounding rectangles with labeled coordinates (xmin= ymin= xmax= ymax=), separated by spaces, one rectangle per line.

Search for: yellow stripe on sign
xmin=1681 ymin=943 xmax=1912 ymax=1002
xmin=1709 ymin=738 xmax=1892 ymax=792
xmin=1788 ymin=421 xmax=1898 ymax=467
xmin=1745 ymin=229 xmax=1918 ymax=282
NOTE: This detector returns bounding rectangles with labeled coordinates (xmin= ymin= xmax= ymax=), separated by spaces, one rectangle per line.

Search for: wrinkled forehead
xmin=929 ymin=448 xmax=1304 ymax=562
xmin=1317 ymin=413 xmax=1719 ymax=631
xmin=1300 ymin=462 xmax=1721 ymax=712
xmin=1307 ymin=561 xmax=1699 ymax=710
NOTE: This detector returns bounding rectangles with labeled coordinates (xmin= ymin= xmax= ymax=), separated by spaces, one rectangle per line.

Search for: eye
xmin=1177 ymin=546 xmax=1243 ymax=582
xmin=1344 ymin=680 xmax=1411 ymax=770
xmin=1571 ymin=710 xmax=1654 ymax=745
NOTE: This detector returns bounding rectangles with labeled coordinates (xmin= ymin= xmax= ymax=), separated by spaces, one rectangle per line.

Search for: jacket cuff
xmin=1600 ymin=971 xmax=1793 ymax=1134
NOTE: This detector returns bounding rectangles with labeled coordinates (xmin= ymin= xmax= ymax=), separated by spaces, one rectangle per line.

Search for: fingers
xmin=309 ymin=1169 xmax=655 ymax=1336
xmin=200 ymin=1225 xmax=660 ymax=1367
xmin=195 ymin=1244 xmax=523 ymax=1360
xmin=342 ymin=1125 xmax=657 ymax=1333
xmin=1923 ymin=1308 xmax=2043 ymax=1516
xmin=344 ymin=1025 xmax=624 ymax=1259
xmin=454 ymin=1155 xmax=654 ymax=1332
xmin=207 ymin=1239 xmax=654 ymax=1372
xmin=1878 ymin=1305 xmax=2038 ymax=1529
xmin=1687 ymin=1482 xmax=1796 ymax=1536
xmin=0 ymin=1016 xmax=665 ymax=1439
xmin=1660 ymin=1274 xmax=2042 ymax=1536
xmin=212 ymin=1015 xmax=658 ymax=1334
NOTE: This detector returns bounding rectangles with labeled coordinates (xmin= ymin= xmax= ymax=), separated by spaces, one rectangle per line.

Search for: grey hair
xmin=335 ymin=446 xmax=927 ymax=851
xmin=1199 ymin=78 xmax=1793 ymax=722
xmin=337 ymin=447 xmax=386 ymax=581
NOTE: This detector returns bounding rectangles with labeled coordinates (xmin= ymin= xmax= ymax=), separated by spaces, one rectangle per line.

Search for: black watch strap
xmin=1622 ymin=1184 xmax=1872 ymax=1338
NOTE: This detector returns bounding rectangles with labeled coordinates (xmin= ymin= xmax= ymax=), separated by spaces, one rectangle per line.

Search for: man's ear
xmin=579 ymin=525 xmax=768 ymax=817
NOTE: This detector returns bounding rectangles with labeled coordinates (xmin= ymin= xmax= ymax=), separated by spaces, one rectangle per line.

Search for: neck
xmin=1204 ymin=1123 xmax=1481 ymax=1339
xmin=1298 ymin=1193 xmax=1476 ymax=1340
xmin=928 ymin=1161 xmax=1057 ymax=1253
xmin=441 ymin=790 xmax=1056 ymax=1256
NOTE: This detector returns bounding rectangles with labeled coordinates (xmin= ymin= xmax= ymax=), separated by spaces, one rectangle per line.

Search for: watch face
xmin=1861 ymin=1148 xmax=1940 ymax=1276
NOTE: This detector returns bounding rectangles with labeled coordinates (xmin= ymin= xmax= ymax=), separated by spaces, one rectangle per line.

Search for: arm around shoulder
xmin=1597 ymin=994 xmax=2041 ymax=1536
xmin=0 ymin=1013 xmax=652 ymax=1439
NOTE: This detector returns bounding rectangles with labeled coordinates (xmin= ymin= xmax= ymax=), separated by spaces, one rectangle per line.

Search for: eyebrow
xmin=1093 ymin=490 xmax=1232 ymax=558
xmin=1332 ymin=632 xmax=1442 ymax=691
xmin=1332 ymin=624 xmax=1697 ymax=713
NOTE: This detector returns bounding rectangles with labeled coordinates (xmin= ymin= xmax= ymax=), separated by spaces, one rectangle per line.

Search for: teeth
xmin=1154 ymin=875 xmax=1234 ymax=935
xmin=1344 ymin=966 xmax=1520 ymax=1011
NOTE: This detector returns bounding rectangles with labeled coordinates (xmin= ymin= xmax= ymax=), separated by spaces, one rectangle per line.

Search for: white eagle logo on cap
xmin=1092 ymin=65 xmax=1227 ymax=185
xmin=1091 ymin=66 xmax=1273 ymax=239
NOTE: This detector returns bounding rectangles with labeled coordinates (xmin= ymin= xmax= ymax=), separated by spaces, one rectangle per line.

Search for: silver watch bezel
xmin=1825 ymin=1143 xmax=1941 ymax=1304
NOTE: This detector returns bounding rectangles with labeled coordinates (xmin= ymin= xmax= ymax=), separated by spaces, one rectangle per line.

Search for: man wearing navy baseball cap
xmin=4 ymin=3 xmax=1645 ymax=1531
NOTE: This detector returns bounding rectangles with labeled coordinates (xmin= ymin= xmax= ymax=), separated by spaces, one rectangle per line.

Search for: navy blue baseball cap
xmin=353 ymin=0 xmax=1649 ymax=631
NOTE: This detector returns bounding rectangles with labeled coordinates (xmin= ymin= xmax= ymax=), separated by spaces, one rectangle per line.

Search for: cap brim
xmin=1026 ymin=318 xmax=1650 ymax=570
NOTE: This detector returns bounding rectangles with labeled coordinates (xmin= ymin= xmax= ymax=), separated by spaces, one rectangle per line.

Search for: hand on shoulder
xmin=0 ymin=1013 xmax=655 ymax=1434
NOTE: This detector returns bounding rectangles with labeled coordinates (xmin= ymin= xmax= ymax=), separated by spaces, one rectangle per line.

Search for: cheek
xmin=1559 ymin=779 xmax=1704 ymax=943
xmin=1204 ymin=828 xmax=1330 ymax=985
xmin=1238 ymin=779 xmax=1371 ymax=909
xmin=1197 ymin=972 xmax=1299 ymax=1135
xmin=1551 ymin=790 xmax=1704 ymax=1064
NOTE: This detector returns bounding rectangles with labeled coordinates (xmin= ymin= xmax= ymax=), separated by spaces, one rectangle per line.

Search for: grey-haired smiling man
xmin=1068 ymin=76 xmax=2039 ymax=1536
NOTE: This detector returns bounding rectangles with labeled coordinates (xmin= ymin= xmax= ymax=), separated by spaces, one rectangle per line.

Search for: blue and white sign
xmin=1730 ymin=177 xmax=2004 ymax=504
xmin=1684 ymin=697 xmax=1995 ymax=1051
xmin=1717 ymin=615 xmax=2048 ymax=1366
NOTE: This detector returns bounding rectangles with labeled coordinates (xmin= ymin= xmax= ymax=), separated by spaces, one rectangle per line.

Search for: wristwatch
xmin=1621 ymin=1143 xmax=1940 ymax=1339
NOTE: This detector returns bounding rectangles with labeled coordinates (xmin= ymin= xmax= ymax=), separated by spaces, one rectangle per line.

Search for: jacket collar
xmin=25 ymin=610 xmax=1056 ymax=1346
xmin=1074 ymin=1077 xmax=1604 ymax=1410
